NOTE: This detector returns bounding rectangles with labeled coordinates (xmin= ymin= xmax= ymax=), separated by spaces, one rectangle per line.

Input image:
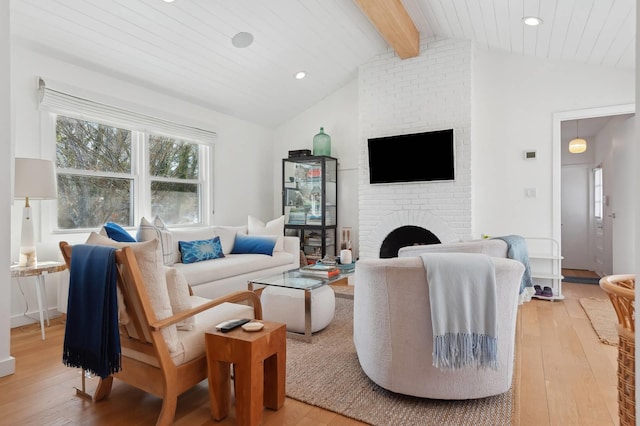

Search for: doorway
xmin=554 ymin=104 xmax=635 ymax=276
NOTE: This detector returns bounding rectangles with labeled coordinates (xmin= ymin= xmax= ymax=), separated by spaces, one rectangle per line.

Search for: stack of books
xmin=299 ymin=263 xmax=340 ymax=278
xmin=287 ymin=208 xmax=306 ymax=224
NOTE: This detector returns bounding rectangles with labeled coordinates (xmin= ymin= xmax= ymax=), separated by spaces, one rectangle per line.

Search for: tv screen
xmin=367 ymin=129 xmax=455 ymax=184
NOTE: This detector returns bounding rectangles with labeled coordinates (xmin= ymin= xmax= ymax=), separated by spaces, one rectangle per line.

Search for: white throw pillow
xmin=164 ymin=266 xmax=194 ymax=331
xmin=136 ymin=216 xmax=174 ymax=266
xmin=85 ymin=232 xmax=180 ymax=354
xmin=212 ymin=226 xmax=238 ymax=255
xmin=247 ymin=215 xmax=285 ymax=253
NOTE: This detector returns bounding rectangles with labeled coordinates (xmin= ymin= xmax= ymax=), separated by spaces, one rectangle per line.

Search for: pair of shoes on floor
xmin=534 ymin=285 xmax=553 ymax=298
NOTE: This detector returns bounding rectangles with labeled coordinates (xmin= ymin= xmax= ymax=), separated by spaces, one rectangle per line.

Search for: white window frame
xmin=44 ymin=112 xmax=211 ymax=234
xmin=593 ymin=167 xmax=603 ymax=220
xmin=37 ymin=79 xmax=216 ymax=236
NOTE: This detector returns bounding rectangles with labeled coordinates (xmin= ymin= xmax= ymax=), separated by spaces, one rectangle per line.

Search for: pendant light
xmin=568 ymin=120 xmax=587 ymax=154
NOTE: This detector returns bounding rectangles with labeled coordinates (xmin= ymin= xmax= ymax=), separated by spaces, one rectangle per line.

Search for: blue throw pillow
xmin=104 ymin=222 xmax=136 ymax=243
xmin=231 ymin=234 xmax=276 ymax=256
xmin=179 ymin=237 xmax=225 ymax=264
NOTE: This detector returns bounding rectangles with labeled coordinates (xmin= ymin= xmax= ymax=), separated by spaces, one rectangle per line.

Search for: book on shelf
xmin=299 ymin=264 xmax=340 ymax=278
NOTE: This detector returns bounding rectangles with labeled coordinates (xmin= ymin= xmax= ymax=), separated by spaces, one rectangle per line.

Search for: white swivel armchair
xmin=353 ymin=255 xmax=524 ymax=399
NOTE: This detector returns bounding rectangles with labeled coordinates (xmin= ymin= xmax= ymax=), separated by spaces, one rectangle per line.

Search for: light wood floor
xmin=0 ymin=278 xmax=618 ymax=425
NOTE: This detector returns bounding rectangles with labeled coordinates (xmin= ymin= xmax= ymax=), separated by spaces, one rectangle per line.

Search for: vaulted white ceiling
xmin=10 ymin=0 xmax=635 ymax=128
xmin=405 ymin=0 xmax=636 ymax=69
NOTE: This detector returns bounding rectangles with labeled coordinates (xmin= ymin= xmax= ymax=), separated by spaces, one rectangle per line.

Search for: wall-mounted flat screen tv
xmin=367 ymin=129 xmax=455 ymax=184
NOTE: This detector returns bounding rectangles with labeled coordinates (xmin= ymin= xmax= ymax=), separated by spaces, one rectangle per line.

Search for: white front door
xmin=561 ymin=165 xmax=590 ymax=269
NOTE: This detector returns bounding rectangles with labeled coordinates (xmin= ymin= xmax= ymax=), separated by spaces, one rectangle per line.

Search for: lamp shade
xmin=14 ymin=157 xmax=58 ymax=200
xmin=568 ymin=138 xmax=587 ymax=154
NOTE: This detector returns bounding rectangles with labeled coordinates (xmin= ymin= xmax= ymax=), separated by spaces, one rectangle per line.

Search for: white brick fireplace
xmin=358 ymin=38 xmax=473 ymax=259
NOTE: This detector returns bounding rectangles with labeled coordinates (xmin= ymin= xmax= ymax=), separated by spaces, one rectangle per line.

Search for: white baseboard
xmin=0 ymin=356 xmax=16 ymax=377
xmin=11 ymin=308 xmax=62 ymax=328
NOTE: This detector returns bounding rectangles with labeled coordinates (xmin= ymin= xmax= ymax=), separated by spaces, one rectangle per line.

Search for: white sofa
xmin=149 ymin=225 xmax=300 ymax=300
xmin=57 ymin=223 xmax=300 ymax=313
xmin=353 ymin=255 xmax=524 ymax=399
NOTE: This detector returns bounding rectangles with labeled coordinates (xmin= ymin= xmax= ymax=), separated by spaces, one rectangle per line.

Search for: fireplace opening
xmin=379 ymin=225 xmax=441 ymax=258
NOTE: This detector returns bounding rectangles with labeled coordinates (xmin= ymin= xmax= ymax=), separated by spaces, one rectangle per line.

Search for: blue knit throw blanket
xmin=63 ymin=244 xmax=121 ymax=379
xmin=494 ymin=235 xmax=533 ymax=295
xmin=421 ymin=253 xmax=499 ymax=371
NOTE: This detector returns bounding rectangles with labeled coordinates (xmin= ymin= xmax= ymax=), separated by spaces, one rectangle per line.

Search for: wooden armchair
xmin=60 ymin=241 xmax=262 ymax=426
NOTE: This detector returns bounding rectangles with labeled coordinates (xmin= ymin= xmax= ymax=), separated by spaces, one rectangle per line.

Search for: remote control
xmin=218 ymin=318 xmax=251 ymax=333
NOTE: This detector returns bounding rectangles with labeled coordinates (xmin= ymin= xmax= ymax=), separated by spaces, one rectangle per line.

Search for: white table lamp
xmin=14 ymin=157 xmax=58 ymax=267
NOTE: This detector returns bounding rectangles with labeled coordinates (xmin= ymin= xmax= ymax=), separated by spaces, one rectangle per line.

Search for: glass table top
xmin=250 ymin=268 xmax=351 ymax=291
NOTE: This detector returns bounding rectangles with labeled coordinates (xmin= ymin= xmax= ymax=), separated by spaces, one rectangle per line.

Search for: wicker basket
xmin=599 ymin=274 xmax=635 ymax=426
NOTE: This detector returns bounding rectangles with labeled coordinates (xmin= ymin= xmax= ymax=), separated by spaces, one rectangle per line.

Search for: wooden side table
xmin=10 ymin=261 xmax=67 ymax=340
xmin=205 ymin=321 xmax=286 ymax=426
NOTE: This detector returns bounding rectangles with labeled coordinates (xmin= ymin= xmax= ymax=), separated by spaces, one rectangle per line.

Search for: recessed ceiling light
xmin=231 ymin=32 xmax=254 ymax=48
xmin=522 ymin=16 xmax=543 ymax=26
xmin=163 ymin=0 xmax=175 ymax=3
xmin=295 ymin=71 xmax=307 ymax=80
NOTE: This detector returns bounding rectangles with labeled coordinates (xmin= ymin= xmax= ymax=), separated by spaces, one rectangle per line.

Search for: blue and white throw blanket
xmin=494 ymin=235 xmax=534 ymax=302
xmin=420 ymin=253 xmax=498 ymax=371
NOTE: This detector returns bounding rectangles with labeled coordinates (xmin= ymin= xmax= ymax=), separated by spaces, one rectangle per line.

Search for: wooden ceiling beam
xmin=354 ymin=0 xmax=420 ymax=59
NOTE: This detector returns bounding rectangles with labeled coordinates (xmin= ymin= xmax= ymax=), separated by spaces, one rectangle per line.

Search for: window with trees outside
xmin=55 ymin=115 xmax=205 ymax=230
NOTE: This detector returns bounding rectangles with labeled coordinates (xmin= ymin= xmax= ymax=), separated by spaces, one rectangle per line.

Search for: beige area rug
xmin=286 ymin=297 xmax=515 ymax=425
xmin=330 ymin=283 xmax=354 ymax=298
xmin=579 ymin=297 xmax=619 ymax=346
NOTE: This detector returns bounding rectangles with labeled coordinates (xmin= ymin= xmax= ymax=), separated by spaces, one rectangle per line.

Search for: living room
xmin=0 ymin=1 xmax=638 ymax=424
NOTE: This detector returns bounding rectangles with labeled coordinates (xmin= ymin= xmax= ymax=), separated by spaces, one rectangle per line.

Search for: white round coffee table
xmin=260 ymin=285 xmax=335 ymax=335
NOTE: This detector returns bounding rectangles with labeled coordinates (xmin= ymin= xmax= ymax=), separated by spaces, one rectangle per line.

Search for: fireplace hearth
xmin=379 ymin=225 xmax=440 ymax=258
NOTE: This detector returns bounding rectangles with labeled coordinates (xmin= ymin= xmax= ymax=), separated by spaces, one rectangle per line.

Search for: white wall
xmin=273 ymin=79 xmax=360 ymax=258
xmin=0 ymin=0 xmax=16 ymax=376
xmin=609 ymin=116 xmax=636 ymax=273
xmin=9 ymin=42 xmax=275 ymax=326
xmin=473 ymin=48 xmax=635 ymax=240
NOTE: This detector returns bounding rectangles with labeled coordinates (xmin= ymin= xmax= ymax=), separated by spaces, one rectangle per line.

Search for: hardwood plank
xmin=519 ymin=303 xmax=550 ymax=425
xmin=536 ymin=298 xmax=614 ymax=425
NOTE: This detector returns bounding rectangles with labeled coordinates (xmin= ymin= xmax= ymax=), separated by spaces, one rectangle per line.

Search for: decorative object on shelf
xmin=288 ymin=149 xmax=311 ymax=158
xmin=337 ymin=261 xmax=355 ymax=273
xmin=568 ymin=120 xmax=587 ymax=153
xmin=339 ymin=249 xmax=353 ymax=265
xmin=341 ymin=227 xmax=352 ymax=250
xmin=312 ymin=127 xmax=331 ymax=156
xmin=318 ymin=255 xmax=337 ymax=266
xmin=14 ymin=158 xmax=58 ymax=267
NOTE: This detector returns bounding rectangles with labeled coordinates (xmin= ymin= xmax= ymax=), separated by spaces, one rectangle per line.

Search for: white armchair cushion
xmin=164 ymin=266 xmax=194 ymax=331
xmin=172 ymin=296 xmax=256 ymax=365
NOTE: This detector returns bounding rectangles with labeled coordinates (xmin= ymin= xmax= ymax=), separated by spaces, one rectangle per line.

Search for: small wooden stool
xmin=205 ymin=321 xmax=286 ymax=425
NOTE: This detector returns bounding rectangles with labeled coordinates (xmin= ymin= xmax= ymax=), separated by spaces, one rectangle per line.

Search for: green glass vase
xmin=313 ymin=127 xmax=331 ymax=156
